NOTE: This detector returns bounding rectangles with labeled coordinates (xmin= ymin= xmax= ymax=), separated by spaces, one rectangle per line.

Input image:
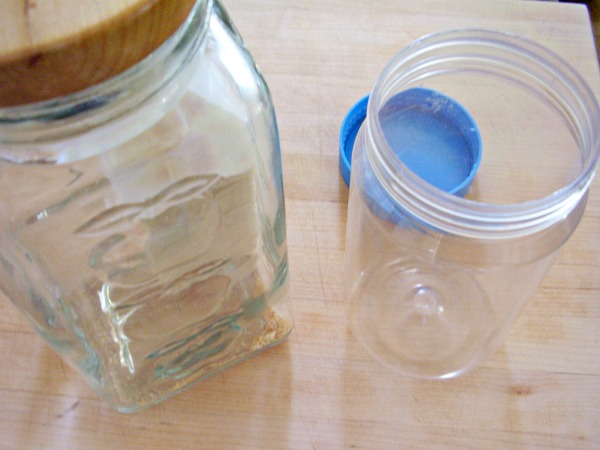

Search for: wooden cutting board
xmin=1 ymin=0 xmax=600 ymax=448
xmin=0 ymin=0 xmax=196 ymax=106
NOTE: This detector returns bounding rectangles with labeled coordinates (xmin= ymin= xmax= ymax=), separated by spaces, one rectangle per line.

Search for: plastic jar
xmin=0 ymin=0 xmax=291 ymax=411
xmin=342 ymin=29 xmax=600 ymax=379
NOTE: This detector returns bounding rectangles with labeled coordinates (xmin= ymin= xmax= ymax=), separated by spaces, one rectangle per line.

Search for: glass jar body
xmin=0 ymin=0 xmax=291 ymax=412
xmin=343 ymin=30 xmax=599 ymax=379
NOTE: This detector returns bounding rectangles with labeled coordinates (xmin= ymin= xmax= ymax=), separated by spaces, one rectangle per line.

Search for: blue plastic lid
xmin=339 ymin=87 xmax=481 ymax=198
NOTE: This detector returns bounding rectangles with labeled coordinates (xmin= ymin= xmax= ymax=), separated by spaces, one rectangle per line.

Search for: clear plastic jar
xmin=343 ymin=30 xmax=600 ymax=379
xmin=0 ymin=0 xmax=291 ymax=411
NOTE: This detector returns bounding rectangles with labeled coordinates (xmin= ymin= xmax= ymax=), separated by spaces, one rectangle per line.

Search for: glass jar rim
xmin=366 ymin=28 xmax=600 ymax=238
xmin=0 ymin=0 xmax=211 ymax=126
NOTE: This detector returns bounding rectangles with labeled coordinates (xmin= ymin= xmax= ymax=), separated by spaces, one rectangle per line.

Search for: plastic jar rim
xmin=366 ymin=28 xmax=600 ymax=238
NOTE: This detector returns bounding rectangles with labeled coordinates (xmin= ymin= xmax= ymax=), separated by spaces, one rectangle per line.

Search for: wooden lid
xmin=0 ymin=0 xmax=197 ymax=107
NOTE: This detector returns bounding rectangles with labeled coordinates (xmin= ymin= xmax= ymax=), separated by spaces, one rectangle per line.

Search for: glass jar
xmin=0 ymin=0 xmax=291 ymax=412
xmin=343 ymin=30 xmax=599 ymax=379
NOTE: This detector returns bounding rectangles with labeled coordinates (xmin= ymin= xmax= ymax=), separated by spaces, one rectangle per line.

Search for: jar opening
xmin=366 ymin=29 xmax=600 ymax=238
xmin=0 ymin=0 xmax=211 ymax=148
xmin=0 ymin=0 xmax=205 ymax=107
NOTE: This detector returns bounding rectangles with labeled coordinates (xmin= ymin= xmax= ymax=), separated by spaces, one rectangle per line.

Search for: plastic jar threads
xmin=342 ymin=29 xmax=600 ymax=379
xmin=0 ymin=0 xmax=291 ymax=411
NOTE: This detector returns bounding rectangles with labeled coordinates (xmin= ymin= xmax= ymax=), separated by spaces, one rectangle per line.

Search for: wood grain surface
xmin=1 ymin=0 xmax=599 ymax=448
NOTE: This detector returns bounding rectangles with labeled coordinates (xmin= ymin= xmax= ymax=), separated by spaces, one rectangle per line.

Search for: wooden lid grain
xmin=0 ymin=0 xmax=197 ymax=107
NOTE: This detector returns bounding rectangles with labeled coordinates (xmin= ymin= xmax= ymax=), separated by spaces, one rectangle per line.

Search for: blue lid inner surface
xmin=339 ymin=87 xmax=481 ymax=198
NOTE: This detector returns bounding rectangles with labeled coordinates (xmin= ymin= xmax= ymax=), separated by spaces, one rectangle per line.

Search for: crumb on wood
xmin=251 ymin=309 xmax=291 ymax=351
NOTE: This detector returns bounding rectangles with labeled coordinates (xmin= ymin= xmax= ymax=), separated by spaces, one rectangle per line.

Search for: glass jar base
xmin=111 ymin=306 xmax=292 ymax=413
